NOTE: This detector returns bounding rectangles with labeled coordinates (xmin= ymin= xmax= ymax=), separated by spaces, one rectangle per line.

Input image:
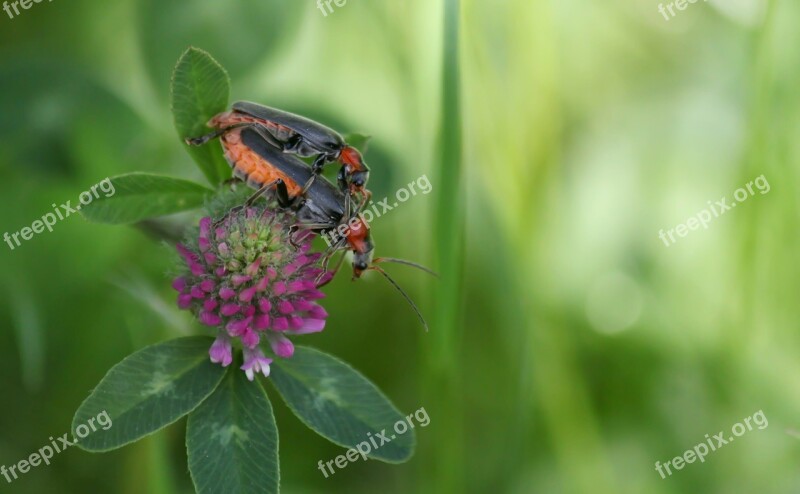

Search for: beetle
xmin=186 ymin=101 xmax=370 ymax=201
xmin=219 ymin=126 xmax=433 ymax=330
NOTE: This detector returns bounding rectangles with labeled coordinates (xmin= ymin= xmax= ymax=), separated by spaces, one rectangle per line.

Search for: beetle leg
xmin=298 ymin=155 xmax=338 ymax=198
xmin=246 ymin=178 xmax=298 ymax=209
xmin=213 ymin=178 xmax=288 ymax=228
xmin=287 ymin=225 xmax=304 ymax=250
xmin=341 ymin=193 xmax=367 ymax=226
xmin=250 ymin=124 xmax=285 ymax=151
xmin=288 ymin=223 xmax=317 ymax=244
xmin=185 ymin=124 xmax=246 ymax=146
xmin=344 ymin=190 xmax=363 ymax=218
xmin=336 ymin=166 xmax=348 ymax=192
xmin=346 ymin=191 xmax=368 ymax=217
xmin=244 ymin=179 xmax=280 ymax=207
xmin=316 ymin=242 xmax=347 ymax=287
xmin=212 ymin=177 xmax=296 ymax=227
xmin=298 ymin=174 xmax=317 ymax=196
xmin=296 ymin=223 xmax=337 ymax=231
xmin=289 ymin=223 xmax=322 ymax=246
xmin=271 ymin=179 xmax=295 ymax=208
xmin=222 ymin=176 xmax=243 ymax=190
xmin=283 ymin=134 xmax=304 ymax=153
xmin=358 ymin=189 xmax=371 ymax=211
xmin=331 ymin=248 xmax=347 ymax=272
xmin=312 ymin=154 xmax=328 ymax=174
xmin=288 ymin=222 xmax=333 ymax=249
xmin=185 ymin=129 xmax=225 ymax=146
xmin=314 ymin=244 xmax=347 ymax=288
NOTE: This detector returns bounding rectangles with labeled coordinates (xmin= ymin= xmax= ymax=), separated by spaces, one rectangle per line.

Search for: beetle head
xmin=350 ymin=170 xmax=369 ymax=189
xmin=340 ymin=146 xmax=368 ymax=172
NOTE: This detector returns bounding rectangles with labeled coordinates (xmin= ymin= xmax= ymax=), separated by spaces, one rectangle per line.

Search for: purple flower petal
xmin=241 ymin=348 xmax=272 ymax=381
xmin=278 ymin=300 xmax=294 ymax=315
xmin=220 ymin=304 xmax=241 ymax=316
xmin=190 ymin=262 xmax=205 ymax=277
xmin=268 ymin=334 xmax=295 ymax=358
xmin=176 ymin=243 xmax=196 ymax=263
xmin=304 ymin=289 xmax=326 ymax=300
xmin=271 ymin=317 xmax=289 ymax=331
xmin=245 ymin=257 xmax=262 ymax=277
xmin=232 ymin=274 xmax=251 ymax=287
xmin=315 ymin=272 xmax=334 ymax=287
xmin=177 ymin=293 xmax=193 ymax=309
xmin=226 ymin=316 xmax=252 ymax=336
xmin=172 ymin=277 xmax=187 ymax=292
xmin=199 ymin=217 xmax=212 ymax=238
xmin=199 ymin=311 xmax=222 ymax=326
xmin=255 ymin=276 xmax=269 ymax=291
xmin=283 ymin=262 xmax=300 ymax=276
xmin=198 ymin=237 xmax=211 ymax=252
xmin=290 ymin=318 xmax=326 ymax=334
xmin=308 ymin=304 xmax=329 ymax=319
xmin=293 ymin=299 xmax=314 ymax=311
xmin=241 ymin=328 xmax=260 ymax=349
xmin=239 ymin=285 xmax=258 ymax=303
xmin=288 ymin=280 xmax=315 ymax=293
xmin=254 ymin=314 xmax=270 ymax=330
xmin=209 ymin=334 xmax=232 ymax=367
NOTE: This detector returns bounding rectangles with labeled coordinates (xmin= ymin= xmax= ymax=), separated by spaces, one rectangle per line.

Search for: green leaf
xmin=72 ymin=337 xmax=226 ymax=452
xmin=139 ymin=2 xmax=302 ymax=102
xmin=171 ymin=47 xmax=231 ymax=186
xmin=78 ymin=173 xmax=213 ymax=224
xmin=271 ymin=346 xmax=415 ymax=463
xmin=343 ymin=133 xmax=372 ymax=154
xmin=187 ymin=367 xmax=279 ymax=494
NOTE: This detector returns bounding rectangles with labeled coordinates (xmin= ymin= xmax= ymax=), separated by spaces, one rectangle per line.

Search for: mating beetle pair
xmin=187 ymin=102 xmax=433 ymax=330
xmin=187 ymin=101 xmax=371 ymax=204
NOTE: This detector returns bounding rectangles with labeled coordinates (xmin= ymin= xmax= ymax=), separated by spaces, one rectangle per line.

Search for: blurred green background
xmin=1 ymin=0 xmax=799 ymax=492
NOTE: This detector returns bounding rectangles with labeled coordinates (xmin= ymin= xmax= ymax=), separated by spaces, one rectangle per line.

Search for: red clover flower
xmin=173 ymin=203 xmax=331 ymax=380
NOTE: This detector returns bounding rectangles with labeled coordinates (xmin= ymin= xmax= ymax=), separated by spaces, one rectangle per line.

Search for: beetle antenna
xmin=369 ymin=266 xmax=429 ymax=332
xmin=373 ymin=257 xmax=438 ymax=278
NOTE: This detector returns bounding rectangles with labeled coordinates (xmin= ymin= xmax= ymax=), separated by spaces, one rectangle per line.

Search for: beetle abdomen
xmin=219 ymin=127 xmax=303 ymax=196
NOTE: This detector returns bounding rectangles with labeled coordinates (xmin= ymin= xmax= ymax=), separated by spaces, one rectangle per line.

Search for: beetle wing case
xmin=240 ymin=127 xmax=346 ymax=223
xmin=233 ymin=101 xmax=345 ymax=153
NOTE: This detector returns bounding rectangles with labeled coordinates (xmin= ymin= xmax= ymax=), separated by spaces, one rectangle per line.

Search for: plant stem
xmin=422 ymin=0 xmax=465 ymax=491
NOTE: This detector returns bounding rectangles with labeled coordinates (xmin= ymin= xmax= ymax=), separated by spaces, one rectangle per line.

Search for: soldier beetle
xmin=186 ymin=101 xmax=370 ymax=203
